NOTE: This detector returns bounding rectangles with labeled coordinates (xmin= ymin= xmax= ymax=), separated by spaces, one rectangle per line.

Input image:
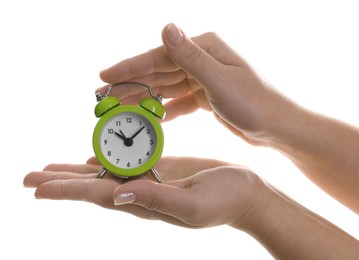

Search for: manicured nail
xmin=167 ymin=23 xmax=183 ymax=46
xmin=114 ymin=192 xmax=136 ymax=205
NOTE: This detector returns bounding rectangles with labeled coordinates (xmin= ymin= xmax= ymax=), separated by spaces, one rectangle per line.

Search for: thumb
xmin=113 ymin=180 xmax=196 ymax=220
xmin=162 ymin=23 xmax=225 ymax=94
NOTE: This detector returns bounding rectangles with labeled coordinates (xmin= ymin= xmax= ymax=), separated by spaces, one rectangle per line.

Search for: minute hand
xmin=130 ymin=126 xmax=145 ymax=140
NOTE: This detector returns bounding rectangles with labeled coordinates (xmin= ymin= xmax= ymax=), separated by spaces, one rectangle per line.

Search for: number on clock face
xmin=100 ymin=112 xmax=157 ymax=169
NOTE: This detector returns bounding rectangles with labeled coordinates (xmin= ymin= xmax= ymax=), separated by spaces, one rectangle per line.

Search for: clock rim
xmin=93 ymin=105 xmax=164 ymax=177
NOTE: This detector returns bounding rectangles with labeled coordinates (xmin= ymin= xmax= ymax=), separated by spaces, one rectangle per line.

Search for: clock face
xmin=100 ymin=111 xmax=157 ymax=170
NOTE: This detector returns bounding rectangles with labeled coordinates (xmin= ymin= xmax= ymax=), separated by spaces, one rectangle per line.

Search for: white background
xmin=1 ymin=0 xmax=358 ymax=259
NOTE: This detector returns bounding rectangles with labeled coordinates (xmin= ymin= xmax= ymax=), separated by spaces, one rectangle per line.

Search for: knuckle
xmin=202 ymin=31 xmax=219 ymax=41
xmin=184 ymin=43 xmax=204 ymax=64
xmin=143 ymin=192 xmax=161 ymax=211
xmin=43 ymin=163 xmax=57 ymax=171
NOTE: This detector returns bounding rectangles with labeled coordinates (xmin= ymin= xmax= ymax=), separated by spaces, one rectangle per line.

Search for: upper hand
xmin=98 ymin=23 xmax=296 ymax=146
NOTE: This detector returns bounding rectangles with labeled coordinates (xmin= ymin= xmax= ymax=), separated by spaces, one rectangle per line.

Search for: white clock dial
xmin=100 ymin=112 xmax=157 ymax=169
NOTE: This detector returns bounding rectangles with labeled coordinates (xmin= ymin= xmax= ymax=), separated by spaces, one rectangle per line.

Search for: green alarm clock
xmin=93 ymin=82 xmax=165 ymax=183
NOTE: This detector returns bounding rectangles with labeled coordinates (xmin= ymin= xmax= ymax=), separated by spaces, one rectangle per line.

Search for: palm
xmin=24 ymin=156 xmax=259 ymax=228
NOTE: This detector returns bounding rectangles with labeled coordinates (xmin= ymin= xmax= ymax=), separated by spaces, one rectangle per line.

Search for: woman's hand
xmin=23 ymin=156 xmax=265 ymax=228
xmin=24 ymin=156 xmax=359 ymax=259
xmin=98 ymin=23 xmax=297 ymax=146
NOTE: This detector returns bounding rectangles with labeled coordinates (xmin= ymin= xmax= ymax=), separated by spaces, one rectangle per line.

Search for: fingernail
xmin=114 ymin=192 xmax=136 ymax=205
xmin=167 ymin=23 xmax=183 ymax=46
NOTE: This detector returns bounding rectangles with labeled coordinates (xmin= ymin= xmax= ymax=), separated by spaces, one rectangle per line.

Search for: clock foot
xmin=149 ymin=168 xmax=164 ymax=183
xmin=96 ymin=167 xmax=107 ymax=179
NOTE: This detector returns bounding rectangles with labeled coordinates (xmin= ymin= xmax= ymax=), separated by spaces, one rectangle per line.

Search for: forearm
xmin=232 ymin=184 xmax=359 ymax=259
xmin=267 ymin=100 xmax=359 ymax=212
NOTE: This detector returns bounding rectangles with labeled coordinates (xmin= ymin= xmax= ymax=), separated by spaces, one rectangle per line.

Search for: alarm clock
xmin=92 ymin=82 xmax=165 ymax=183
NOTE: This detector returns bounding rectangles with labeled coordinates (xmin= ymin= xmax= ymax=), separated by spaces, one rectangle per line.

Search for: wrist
xmin=228 ymin=174 xmax=274 ymax=231
xmin=229 ymin=82 xmax=306 ymax=149
xmin=255 ymin=93 xmax=308 ymax=150
xmin=228 ymin=179 xmax=274 ymax=230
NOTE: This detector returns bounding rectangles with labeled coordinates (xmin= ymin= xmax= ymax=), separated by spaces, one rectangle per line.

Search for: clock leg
xmin=149 ymin=168 xmax=164 ymax=183
xmin=96 ymin=167 xmax=107 ymax=179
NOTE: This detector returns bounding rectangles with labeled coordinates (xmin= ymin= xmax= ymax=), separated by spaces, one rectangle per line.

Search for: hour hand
xmin=120 ymin=130 xmax=127 ymax=138
xmin=115 ymin=130 xmax=134 ymax=147
xmin=115 ymin=131 xmax=126 ymax=140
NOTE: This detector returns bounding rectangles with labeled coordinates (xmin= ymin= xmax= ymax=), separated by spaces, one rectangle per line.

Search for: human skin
xmin=24 ymin=23 xmax=359 ymax=258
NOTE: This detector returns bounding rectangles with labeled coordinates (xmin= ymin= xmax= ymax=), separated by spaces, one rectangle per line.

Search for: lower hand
xmin=23 ymin=156 xmax=265 ymax=228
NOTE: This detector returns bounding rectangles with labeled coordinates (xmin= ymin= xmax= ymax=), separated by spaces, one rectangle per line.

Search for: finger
xmin=96 ymin=74 xmax=192 ymax=103
xmin=152 ymin=79 xmax=192 ymax=98
xmin=175 ymin=25 xmax=249 ymax=68
xmin=163 ymin=92 xmax=200 ymax=121
xmin=99 ymin=46 xmax=179 ymax=83
xmin=121 ymin=83 xmax=193 ymax=110
xmin=113 ymin=180 xmax=200 ymax=226
xmin=86 ymin=156 xmax=100 ymax=165
xmin=24 ymin=163 xmax=101 ymax=187
xmin=35 ymin=179 xmax=119 ymax=209
xmin=100 ymin=80 xmax=192 ymax=106
xmin=130 ymin=70 xmax=187 ymax=90
xmin=24 ymin=171 xmax=97 ymax=188
xmin=33 ymin=177 xmax=195 ymax=227
xmin=43 ymin=163 xmax=101 ymax=173
xmin=162 ymin=24 xmax=239 ymax=100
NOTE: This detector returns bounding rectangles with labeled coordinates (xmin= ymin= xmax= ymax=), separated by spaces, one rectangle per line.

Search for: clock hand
xmin=120 ymin=130 xmax=127 ymax=138
xmin=114 ymin=131 xmax=126 ymax=141
xmin=115 ymin=130 xmax=133 ymax=147
xmin=130 ymin=126 xmax=145 ymax=140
